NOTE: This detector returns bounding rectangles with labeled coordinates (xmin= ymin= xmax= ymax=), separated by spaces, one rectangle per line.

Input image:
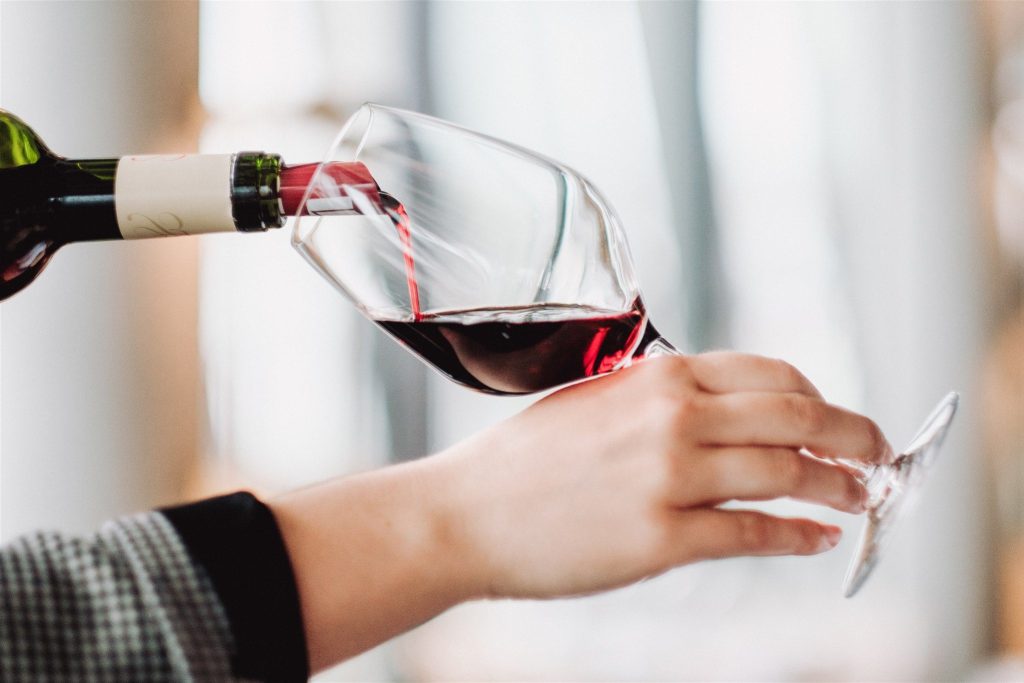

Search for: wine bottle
xmin=0 ymin=110 xmax=376 ymax=301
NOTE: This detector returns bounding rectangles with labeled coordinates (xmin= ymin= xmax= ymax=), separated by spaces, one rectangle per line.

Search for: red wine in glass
xmin=376 ymin=299 xmax=658 ymax=395
xmin=282 ymin=161 xmax=660 ymax=394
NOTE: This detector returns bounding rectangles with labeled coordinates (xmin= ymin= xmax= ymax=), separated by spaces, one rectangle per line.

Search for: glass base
xmin=842 ymin=391 xmax=959 ymax=597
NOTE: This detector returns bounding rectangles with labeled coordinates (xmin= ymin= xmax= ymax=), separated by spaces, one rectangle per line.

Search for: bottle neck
xmin=53 ymin=152 xmax=284 ymax=243
xmin=51 ymin=158 xmax=121 ymax=242
xmin=116 ymin=151 xmax=284 ymax=239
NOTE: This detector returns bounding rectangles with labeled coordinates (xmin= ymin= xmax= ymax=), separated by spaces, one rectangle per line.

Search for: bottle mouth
xmin=231 ymin=151 xmax=284 ymax=231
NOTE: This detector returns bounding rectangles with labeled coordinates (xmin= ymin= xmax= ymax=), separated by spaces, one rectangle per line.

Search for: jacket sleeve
xmin=0 ymin=492 xmax=309 ymax=683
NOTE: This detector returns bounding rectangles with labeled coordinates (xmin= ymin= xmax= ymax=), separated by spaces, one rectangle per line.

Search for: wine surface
xmin=375 ymin=301 xmax=648 ymax=395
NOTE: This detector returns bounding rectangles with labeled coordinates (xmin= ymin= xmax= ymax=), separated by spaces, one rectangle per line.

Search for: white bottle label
xmin=115 ymin=154 xmax=237 ymax=239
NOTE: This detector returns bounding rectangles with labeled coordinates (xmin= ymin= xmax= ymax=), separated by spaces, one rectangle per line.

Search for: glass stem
xmin=838 ymin=457 xmax=902 ymax=509
xmin=644 ymin=336 xmax=682 ymax=357
xmin=637 ymin=319 xmax=683 ymax=358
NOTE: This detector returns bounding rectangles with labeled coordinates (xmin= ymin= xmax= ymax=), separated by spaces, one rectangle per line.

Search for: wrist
xmin=384 ymin=457 xmax=482 ymax=607
xmin=427 ymin=435 xmax=521 ymax=602
xmin=422 ymin=450 xmax=496 ymax=602
xmin=269 ymin=458 xmax=476 ymax=670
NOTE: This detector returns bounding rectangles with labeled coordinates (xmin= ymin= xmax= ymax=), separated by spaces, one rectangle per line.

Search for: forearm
xmin=269 ymin=456 xmax=475 ymax=673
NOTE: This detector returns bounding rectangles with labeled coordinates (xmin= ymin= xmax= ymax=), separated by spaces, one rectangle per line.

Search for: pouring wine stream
xmin=281 ymin=162 xmax=422 ymax=321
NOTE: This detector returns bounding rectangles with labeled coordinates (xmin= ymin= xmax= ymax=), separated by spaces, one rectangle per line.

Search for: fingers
xmin=675 ymin=446 xmax=868 ymax=513
xmin=697 ymin=392 xmax=894 ymax=464
xmin=638 ymin=356 xmax=888 ymax=464
xmin=670 ymin=508 xmax=842 ymax=562
xmin=685 ymin=352 xmax=823 ymax=399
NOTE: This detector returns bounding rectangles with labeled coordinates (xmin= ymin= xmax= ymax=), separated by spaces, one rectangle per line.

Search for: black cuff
xmin=160 ymin=492 xmax=309 ymax=683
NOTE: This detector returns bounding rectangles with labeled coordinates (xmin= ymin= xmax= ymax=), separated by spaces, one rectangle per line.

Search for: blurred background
xmin=1 ymin=1 xmax=1021 ymax=681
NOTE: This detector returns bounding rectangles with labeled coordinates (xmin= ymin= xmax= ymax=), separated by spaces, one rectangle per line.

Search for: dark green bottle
xmin=0 ymin=110 xmax=285 ymax=301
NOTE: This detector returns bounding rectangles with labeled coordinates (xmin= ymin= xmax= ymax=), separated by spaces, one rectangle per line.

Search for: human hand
xmin=272 ymin=351 xmax=894 ymax=670
xmin=431 ymin=352 xmax=893 ymax=599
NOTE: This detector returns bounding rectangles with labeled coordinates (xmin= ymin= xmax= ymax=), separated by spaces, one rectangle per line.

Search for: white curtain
xmin=697 ymin=2 xmax=987 ymax=678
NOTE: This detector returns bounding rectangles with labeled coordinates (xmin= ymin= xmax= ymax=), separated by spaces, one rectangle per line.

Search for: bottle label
xmin=115 ymin=154 xmax=237 ymax=239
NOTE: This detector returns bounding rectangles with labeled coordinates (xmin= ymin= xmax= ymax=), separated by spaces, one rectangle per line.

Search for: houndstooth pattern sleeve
xmin=0 ymin=512 xmax=238 ymax=682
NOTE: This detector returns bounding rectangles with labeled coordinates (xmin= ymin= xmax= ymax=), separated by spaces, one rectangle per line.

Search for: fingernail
xmin=817 ymin=526 xmax=842 ymax=552
xmin=882 ymin=442 xmax=897 ymax=465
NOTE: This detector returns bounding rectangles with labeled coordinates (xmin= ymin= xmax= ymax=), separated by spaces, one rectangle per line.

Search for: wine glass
xmin=290 ymin=102 xmax=957 ymax=596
